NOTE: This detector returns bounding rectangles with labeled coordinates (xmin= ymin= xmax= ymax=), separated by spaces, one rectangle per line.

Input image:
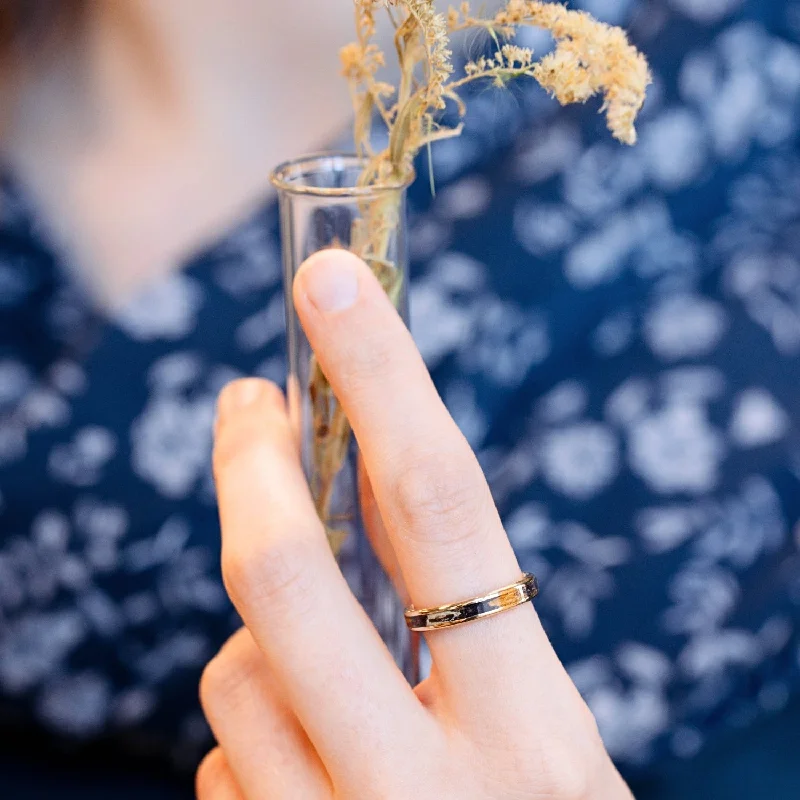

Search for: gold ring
xmin=404 ymin=573 xmax=539 ymax=632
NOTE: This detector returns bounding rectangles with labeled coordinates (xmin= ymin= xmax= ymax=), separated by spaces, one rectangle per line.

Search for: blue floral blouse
xmin=1 ymin=0 xmax=799 ymax=779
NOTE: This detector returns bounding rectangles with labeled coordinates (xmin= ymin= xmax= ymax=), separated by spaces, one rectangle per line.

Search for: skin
xmin=1 ymin=1 xmax=492 ymax=310
xmin=2 ymin=0 xmax=357 ymax=308
xmin=200 ymin=249 xmax=633 ymax=799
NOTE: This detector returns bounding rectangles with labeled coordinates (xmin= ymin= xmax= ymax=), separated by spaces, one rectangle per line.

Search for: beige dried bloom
xmin=313 ymin=1 xmax=650 ymax=546
xmin=346 ymin=0 xmax=650 ymax=185
xmin=452 ymin=0 xmax=650 ymax=144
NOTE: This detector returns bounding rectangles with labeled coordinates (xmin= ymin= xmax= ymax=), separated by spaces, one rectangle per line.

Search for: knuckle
xmin=195 ymin=748 xmax=229 ymax=799
xmin=391 ymin=449 xmax=488 ymax=545
xmin=222 ymin=536 xmax=318 ymax=618
xmin=535 ymin=737 xmax=603 ymax=800
xmin=199 ymin=634 xmax=259 ymax=719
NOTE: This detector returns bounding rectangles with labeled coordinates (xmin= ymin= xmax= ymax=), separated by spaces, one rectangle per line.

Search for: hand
xmin=198 ymin=250 xmax=632 ymax=799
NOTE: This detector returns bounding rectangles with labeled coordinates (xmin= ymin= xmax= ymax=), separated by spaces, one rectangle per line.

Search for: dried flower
xmin=311 ymin=1 xmax=650 ymax=547
xmin=345 ymin=0 xmax=650 ymax=180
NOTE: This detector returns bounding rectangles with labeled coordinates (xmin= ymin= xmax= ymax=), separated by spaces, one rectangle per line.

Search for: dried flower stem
xmin=308 ymin=1 xmax=650 ymax=550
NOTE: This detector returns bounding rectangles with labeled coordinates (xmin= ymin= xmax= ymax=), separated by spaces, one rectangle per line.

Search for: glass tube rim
xmin=270 ymin=152 xmax=414 ymax=198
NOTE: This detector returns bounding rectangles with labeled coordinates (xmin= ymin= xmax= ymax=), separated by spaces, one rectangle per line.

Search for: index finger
xmin=293 ymin=251 xmax=527 ymax=615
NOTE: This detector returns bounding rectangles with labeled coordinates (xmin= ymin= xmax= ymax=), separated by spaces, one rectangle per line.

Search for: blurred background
xmin=1 ymin=0 xmax=799 ymax=798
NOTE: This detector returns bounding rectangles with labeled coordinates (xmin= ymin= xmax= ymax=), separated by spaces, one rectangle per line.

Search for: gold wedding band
xmin=404 ymin=573 xmax=539 ymax=632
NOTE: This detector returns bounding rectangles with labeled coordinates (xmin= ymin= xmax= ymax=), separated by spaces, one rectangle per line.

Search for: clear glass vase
xmin=271 ymin=154 xmax=418 ymax=683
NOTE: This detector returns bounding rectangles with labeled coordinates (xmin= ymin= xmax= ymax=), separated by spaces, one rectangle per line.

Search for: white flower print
xmin=148 ymin=352 xmax=204 ymax=394
xmin=568 ymin=654 xmax=670 ymax=764
xmin=460 ymin=298 xmax=550 ymax=387
xmin=48 ymin=427 xmax=117 ymax=487
xmin=131 ymin=396 xmax=215 ymax=499
xmin=37 ymin=672 xmax=111 ymax=737
xmin=565 ymin=201 xmax=697 ymax=289
xmin=546 ymin=563 xmax=615 ymax=639
xmin=693 ymin=477 xmax=785 ymax=568
xmin=714 ymin=157 xmax=800 ymax=262
xmin=31 ymin=510 xmax=71 ymax=550
xmin=0 ymin=358 xmax=32 ymax=408
xmin=660 ymin=367 xmax=726 ymax=405
xmin=730 ymin=388 xmax=790 ymax=448
xmin=124 ymin=516 xmax=190 ymax=572
xmin=504 ymin=503 xmax=551 ymax=551
xmin=605 ymin=378 xmax=651 ymax=427
xmin=559 ymin=523 xmax=631 ymax=568
xmin=136 ymin=632 xmax=211 ymax=683
xmin=616 ymin=643 xmax=673 ymax=687
xmin=113 ymin=687 xmax=158 ymax=726
xmin=678 ymin=629 xmax=761 ymax=679
xmin=629 ymin=404 xmax=724 ymax=494
xmin=481 ymin=441 xmax=540 ymax=507
xmin=636 ymin=505 xmax=698 ymax=553
xmin=563 ymin=143 xmax=646 ymax=218
xmin=434 ymin=175 xmax=492 ymax=221
xmin=510 ymin=122 xmax=582 ymax=185
xmin=73 ymin=498 xmax=129 ymax=542
xmin=411 ymin=279 xmax=475 ymax=367
xmin=642 ymin=108 xmax=709 ymax=191
xmin=20 ymin=388 xmax=71 ymax=429
xmin=408 ymin=217 xmax=452 ymax=260
xmin=663 ymin=565 xmax=739 ymax=634
xmin=255 ymin=356 xmax=285 ymax=385
xmin=590 ymin=684 xmax=670 ymax=765
xmin=425 ymin=134 xmax=481 ymax=182
xmin=235 ymin=294 xmax=286 ymax=352
xmin=536 ymin=381 xmax=589 ymax=424
xmin=115 ymin=274 xmax=204 ymax=341
xmin=0 ymin=611 xmax=86 ymax=694
xmin=78 ymin=590 xmax=125 ymax=638
xmin=592 ymin=310 xmax=635 ymax=357
xmin=410 ymin=252 xmax=486 ymax=367
xmin=514 ymin=201 xmax=577 ymax=255
xmin=0 ymin=419 xmax=27 ymax=465
xmin=212 ymin=220 xmax=281 ymax=298
xmin=644 ymin=294 xmax=728 ymax=360
xmin=541 ymin=422 xmax=620 ymax=500
xmin=725 ymin=253 xmax=800 ymax=355
xmin=48 ymin=361 xmax=87 ymax=396
xmin=443 ymin=381 xmax=489 ymax=447
xmin=679 ymin=24 xmax=800 ymax=159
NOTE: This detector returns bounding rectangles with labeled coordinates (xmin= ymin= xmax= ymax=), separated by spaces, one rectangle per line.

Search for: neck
xmin=4 ymin=0 xmax=355 ymax=309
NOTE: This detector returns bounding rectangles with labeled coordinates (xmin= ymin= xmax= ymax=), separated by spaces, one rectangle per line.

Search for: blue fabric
xmin=0 ymin=0 xmax=799 ymax=790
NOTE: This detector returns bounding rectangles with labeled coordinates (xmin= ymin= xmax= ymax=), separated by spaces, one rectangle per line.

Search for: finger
xmin=200 ymin=628 xmax=331 ymax=799
xmin=293 ymin=251 xmax=520 ymax=608
xmin=196 ymin=749 xmax=246 ymax=800
xmin=213 ymin=379 xmax=432 ymax=787
xmin=293 ymin=252 xmax=558 ymax=722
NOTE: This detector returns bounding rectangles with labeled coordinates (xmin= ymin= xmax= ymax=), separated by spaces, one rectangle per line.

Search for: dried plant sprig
xmin=309 ymin=1 xmax=650 ymax=550
xmin=345 ymin=0 xmax=651 ymax=184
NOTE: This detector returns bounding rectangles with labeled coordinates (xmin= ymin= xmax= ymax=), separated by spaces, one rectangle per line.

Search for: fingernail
xmin=297 ymin=251 xmax=360 ymax=314
xmin=218 ymin=379 xmax=263 ymax=415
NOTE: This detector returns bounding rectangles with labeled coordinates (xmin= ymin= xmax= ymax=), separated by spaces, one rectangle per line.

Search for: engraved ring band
xmin=404 ymin=573 xmax=539 ymax=632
